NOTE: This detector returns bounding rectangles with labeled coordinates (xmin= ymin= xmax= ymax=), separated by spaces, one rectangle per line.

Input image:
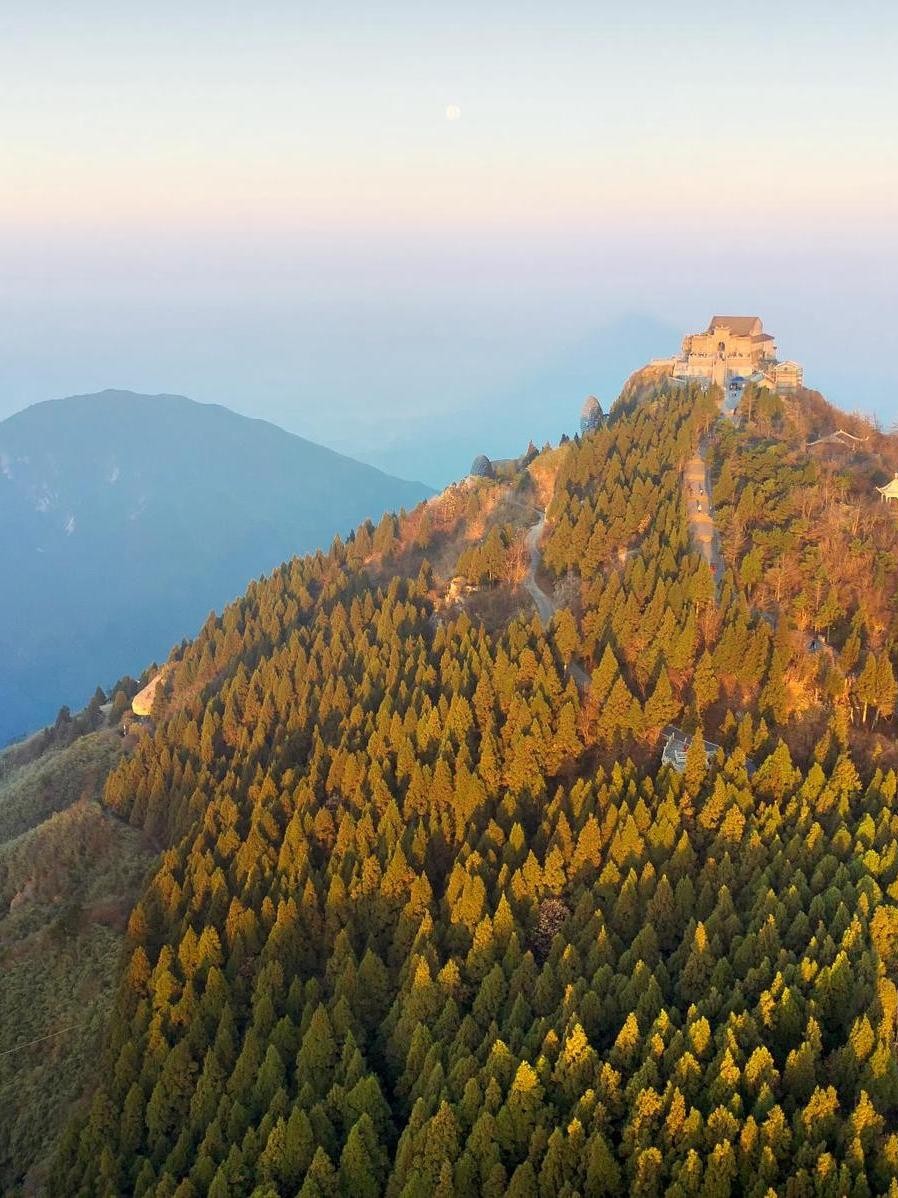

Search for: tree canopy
xmin=48 ymin=379 xmax=898 ymax=1197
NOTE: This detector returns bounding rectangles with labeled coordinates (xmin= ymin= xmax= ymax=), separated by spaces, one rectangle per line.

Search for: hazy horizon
xmin=2 ymin=2 xmax=896 ymax=486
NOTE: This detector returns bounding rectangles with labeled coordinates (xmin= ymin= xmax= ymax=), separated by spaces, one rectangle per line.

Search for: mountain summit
xmin=5 ymin=369 xmax=898 ymax=1194
xmin=0 ymin=390 xmax=432 ymax=743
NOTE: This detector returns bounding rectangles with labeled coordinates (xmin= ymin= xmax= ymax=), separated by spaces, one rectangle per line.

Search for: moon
xmin=445 ymin=104 xmax=461 ymax=121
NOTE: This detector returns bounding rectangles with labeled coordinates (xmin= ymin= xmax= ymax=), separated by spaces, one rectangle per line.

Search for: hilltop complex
xmin=654 ymin=314 xmax=804 ymax=394
xmin=11 ymin=353 xmax=898 ymax=1198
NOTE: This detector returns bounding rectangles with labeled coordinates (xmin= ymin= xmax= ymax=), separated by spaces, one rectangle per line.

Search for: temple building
xmin=653 ymin=316 xmax=803 ymax=394
xmin=676 ymin=316 xmax=774 ymax=386
xmin=769 ymin=359 xmax=804 ymax=392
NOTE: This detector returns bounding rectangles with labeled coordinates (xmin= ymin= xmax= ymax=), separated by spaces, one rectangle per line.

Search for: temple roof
xmin=877 ymin=477 xmax=898 ymax=499
xmin=708 ymin=315 xmax=763 ymax=337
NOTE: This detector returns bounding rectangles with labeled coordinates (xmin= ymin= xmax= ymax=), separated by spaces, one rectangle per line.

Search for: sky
xmin=1 ymin=1 xmax=897 ymax=485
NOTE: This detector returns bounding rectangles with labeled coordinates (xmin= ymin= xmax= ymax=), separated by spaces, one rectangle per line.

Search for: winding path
xmin=524 ymin=514 xmax=555 ymax=625
xmin=518 ymin=418 xmax=725 ymax=700
xmin=684 ymin=442 xmax=723 ymax=584
xmin=523 ymin=438 xmax=722 ymax=688
xmin=524 ymin=515 xmax=591 ymax=688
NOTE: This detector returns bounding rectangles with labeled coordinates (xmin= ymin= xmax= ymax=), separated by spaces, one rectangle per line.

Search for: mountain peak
xmin=0 ymin=393 xmax=432 ymax=742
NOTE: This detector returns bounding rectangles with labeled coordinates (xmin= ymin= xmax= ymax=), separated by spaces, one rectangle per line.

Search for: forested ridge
xmin=47 ymin=380 xmax=898 ymax=1197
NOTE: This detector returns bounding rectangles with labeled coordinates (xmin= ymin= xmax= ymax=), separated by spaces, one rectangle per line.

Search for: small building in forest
xmin=877 ymin=475 xmax=898 ymax=503
xmin=446 ymin=576 xmax=476 ymax=602
xmin=120 ymin=711 xmax=150 ymax=737
xmin=661 ymin=726 xmax=719 ymax=773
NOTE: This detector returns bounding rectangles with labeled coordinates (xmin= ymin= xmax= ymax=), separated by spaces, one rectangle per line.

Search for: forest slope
xmin=45 ymin=379 xmax=898 ymax=1197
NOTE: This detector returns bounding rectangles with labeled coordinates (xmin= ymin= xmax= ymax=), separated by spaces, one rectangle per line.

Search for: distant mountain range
xmin=347 ymin=314 xmax=683 ymax=485
xmin=0 ymin=390 xmax=432 ymax=743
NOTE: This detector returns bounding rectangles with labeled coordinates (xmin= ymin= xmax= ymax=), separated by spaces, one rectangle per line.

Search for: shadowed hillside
xmin=0 ymin=391 xmax=432 ymax=744
xmin=0 ymin=729 xmax=155 ymax=1193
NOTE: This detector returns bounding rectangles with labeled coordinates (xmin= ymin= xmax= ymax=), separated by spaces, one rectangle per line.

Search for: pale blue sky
xmin=1 ymin=2 xmax=896 ymax=483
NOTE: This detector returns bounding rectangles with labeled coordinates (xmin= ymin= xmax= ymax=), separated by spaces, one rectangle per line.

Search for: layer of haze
xmin=2 ymin=1 xmax=897 ymax=486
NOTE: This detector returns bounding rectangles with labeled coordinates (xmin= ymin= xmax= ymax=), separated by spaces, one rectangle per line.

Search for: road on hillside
xmin=524 ymin=515 xmax=555 ymax=624
xmin=684 ymin=443 xmax=723 ymax=584
xmin=524 ymin=515 xmax=591 ymax=687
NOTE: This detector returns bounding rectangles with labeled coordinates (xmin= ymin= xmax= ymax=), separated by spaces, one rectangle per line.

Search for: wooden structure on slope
xmin=806 ymin=428 xmax=871 ymax=450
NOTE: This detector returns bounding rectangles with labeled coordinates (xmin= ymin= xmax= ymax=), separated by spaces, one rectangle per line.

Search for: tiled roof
xmin=708 ymin=316 xmax=763 ymax=337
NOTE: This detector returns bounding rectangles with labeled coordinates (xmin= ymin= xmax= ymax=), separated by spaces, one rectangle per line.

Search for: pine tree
xmin=339 ymin=1114 xmax=388 ymax=1198
xmin=692 ymin=650 xmax=719 ymax=714
xmin=856 ymin=653 xmax=879 ymax=726
xmin=643 ymin=668 xmax=680 ymax=734
xmin=683 ymin=730 xmax=708 ymax=796
xmin=298 ymin=1147 xmax=338 ymax=1198
xmin=874 ymin=654 xmax=897 ymax=726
